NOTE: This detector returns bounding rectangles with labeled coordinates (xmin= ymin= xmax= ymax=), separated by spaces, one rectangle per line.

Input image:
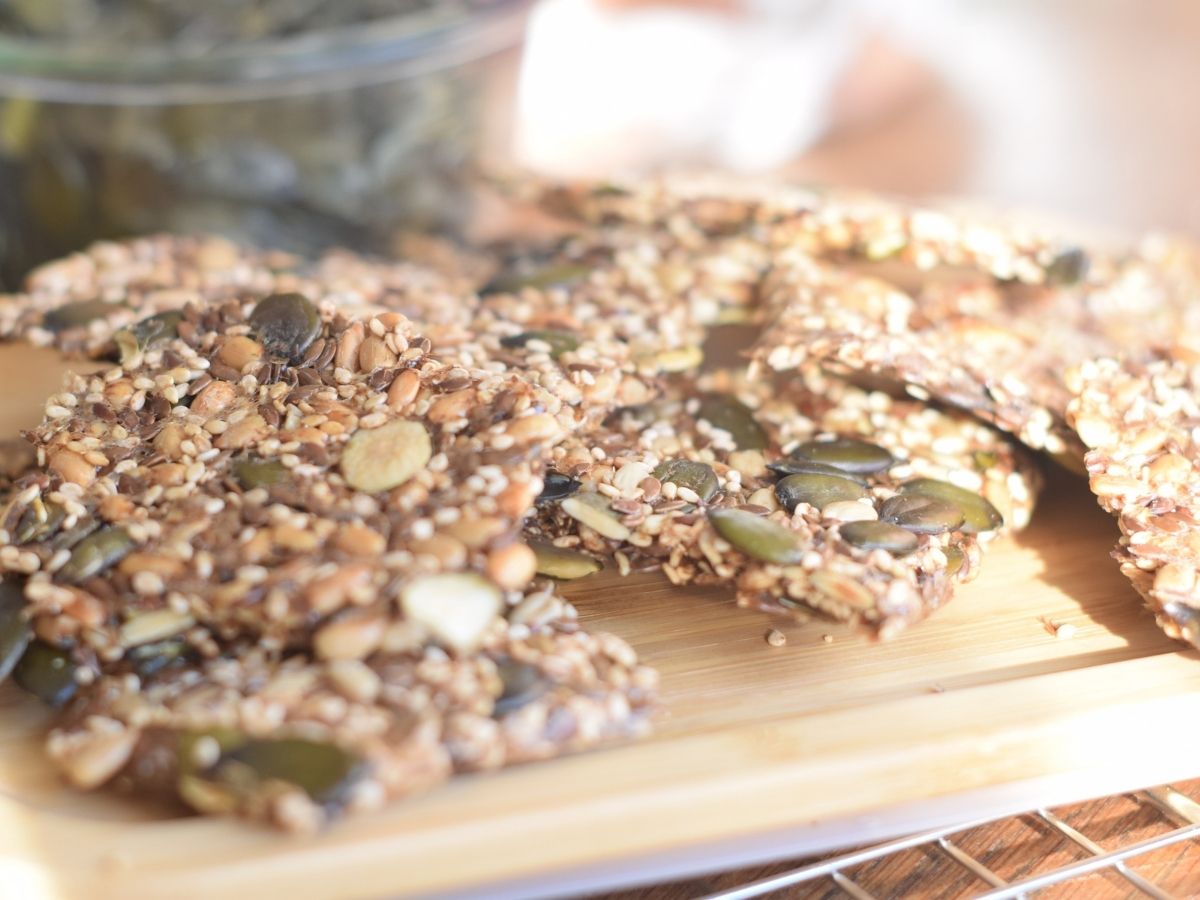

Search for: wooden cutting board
xmin=1 ymin=344 xmax=1198 ymax=900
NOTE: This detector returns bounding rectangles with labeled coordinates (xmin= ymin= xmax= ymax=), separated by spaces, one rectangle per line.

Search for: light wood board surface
xmin=0 ymin=344 xmax=1197 ymax=900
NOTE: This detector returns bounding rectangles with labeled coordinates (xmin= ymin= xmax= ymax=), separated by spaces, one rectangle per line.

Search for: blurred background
xmin=1 ymin=0 xmax=1199 ymax=286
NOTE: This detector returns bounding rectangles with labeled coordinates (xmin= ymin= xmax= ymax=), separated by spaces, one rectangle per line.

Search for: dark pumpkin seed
xmin=531 ymin=541 xmax=602 ymax=580
xmin=14 ymin=498 xmax=66 ymax=544
xmin=1045 ymin=246 xmax=1089 ymax=286
xmin=789 ymin=437 xmax=894 ymax=475
xmin=775 ymin=473 xmax=867 ymax=513
xmin=232 ymin=457 xmax=287 ymax=490
xmin=537 ymin=471 xmax=581 ymax=504
xmin=43 ymin=298 xmax=119 ymax=333
xmin=652 ymin=459 xmax=719 ymax=502
xmin=767 ymin=459 xmax=868 ymax=485
xmin=499 ymin=329 xmax=580 ymax=359
xmin=945 ymin=545 xmax=966 ymax=576
xmin=249 ymin=292 xmax=321 ymax=363
xmin=493 ymin=657 xmax=551 ymax=715
xmin=221 ymin=738 xmax=364 ymax=806
xmin=59 ymin=527 xmax=134 ymax=583
xmin=483 ymin=262 xmax=590 ymax=294
xmin=0 ymin=579 xmax=30 ymax=684
xmin=115 ymin=310 xmax=184 ymax=363
xmin=13 ymin=641 xmax=77 ymax=707
xmin=127 ymin=638 xmax=191 ymax=679
xmin=697 ymin=394 xmax=767 ymax=450
xmin=900 ymin=478 xmax=1003 ymax=533
xmin=879 ymin=494 xmax=965 ymax=535
xmin=839 ymin=520 xmax=920 ymax=556
xmin=709 ymin=508 xmax=804 ymax=564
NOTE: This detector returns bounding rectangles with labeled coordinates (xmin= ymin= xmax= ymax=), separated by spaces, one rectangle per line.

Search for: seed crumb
xmin=821 ymin=634 xmax=834 ymax=644
xmin=764 ymin=627 xmax=787 ymax=647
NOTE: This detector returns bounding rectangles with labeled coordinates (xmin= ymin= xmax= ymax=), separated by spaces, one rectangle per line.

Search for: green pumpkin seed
xmin=484 ymin=262 xmax=590 ymax=294
xmin=652 ymin=459 xmax=719 ymax=502
xmin=43 ymin=298 xmax=120 ymax=333
xmin=1045 ymin=246 xmax=1089 ymax=286
xmin=127 ymin=639 xmax=191 ymax=678
xmin=766 ymin=459 xmax=868 ymax=485
xmin=222 ymin=738 xmax=364 ymax=806
xmin=839 ymin=520 xmax=920 ymax=556
xmin=775 ymin=473 xmax=867 ymax=513
xmin=499 ymin=329 xmax=580 ymax=359
xmin=249 ymin=292 xmax=321 ymax=363
xmin=0 ymin=579 xmax=30 ymax=684
xmin=972 ymin=450 xmax=1000 ymax=471
xmin=532 ymin=541 xmax=602 ymax=580
xmin=789 ymin=437 xmax=894 ymax=475
xmin=13 ymin=641 xmax=77 ymax=707
xmin=878 ymin=494 xmax=965 ymax=535
xmin=561 ymin=492 xmax=631 ymax=541
xmin=59 ymin=527 xmax=134 ymax=583
xmin=945 ymin=545 xmax=966 ymax=576
xmin=493 ymin=657 xmax=551 ymax=715
xmin=14 ymin=498 xmax=66 ymax=544
xmin=899 ymin=479 xmax=1003 ymax=533
xmin=536 ymin=471 xmax=581 ymax=505
xmin=709 ymin=508 xmax=804 ymax=564
xmin=232 ymin=457 xmax=287 ymax=490
xmin=697 ymin=394 xmax=767 ymax=450
xmin=115 ymin=310 xmax=184 ymax=363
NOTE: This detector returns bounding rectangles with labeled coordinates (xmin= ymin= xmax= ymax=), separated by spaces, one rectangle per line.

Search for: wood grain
xmin=0 ymin=344 xmax=1198 ymax=900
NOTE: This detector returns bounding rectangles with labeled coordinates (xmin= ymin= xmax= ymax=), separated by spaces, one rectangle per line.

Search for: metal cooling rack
xmin=699 ymin=783 xmax=1200 ymax=900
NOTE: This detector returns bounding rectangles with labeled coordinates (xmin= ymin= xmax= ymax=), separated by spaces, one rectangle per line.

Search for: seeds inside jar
xmin=709 ymin=508 xmax=804 ymax=564
xmin=899 ymin=478 xmax=1003 ymax=533
xmin=652 ymin=459 xmax=719 ymax=502
xmin=839 ymin=520 xmax=920 ymax=556
xmin=775 ymin=473 xmax=867 ymax=513
xmin=249 ymin=292 xmax=321 ymax=363
xmin=789 ymin=437 xmax=895 ymax=475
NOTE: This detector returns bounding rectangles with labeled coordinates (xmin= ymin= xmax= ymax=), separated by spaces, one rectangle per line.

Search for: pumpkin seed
xmin=1045 ymin=246 xmax=1089 ymax=286
xmin=878 ymin=494 xmax=965 ymax=535
xmin=709 ymin=508 xmax=804 ymax=564
xmin=0 ymin=579 xmax=30 ymax=684
xmin=13 ymin=641 xmax=77 ymax=707
xmin=218 ymin=738 xmax=364 ymax=807
xmin=401 ymin=573 xmax=502 ymax=654
xmin=483 ymin=262 xmax=590 ymax=294
xmin=127 ymin=639 xmax=190 ymax=679
xmin=766 ymin=459 xmax=868 ymax=485
xmin=775 ymin=473 xmax=867 ymax=513
xmin=43 ymin=298 xmax=119 ymax=333
xmin=531 ymin=541 xmax=602 ymax=580
xmin=493 ymin=657 xmax=551 ymax=715
xmin=561 ymin=492 xmax=632 ymax=541
xmin=14 ymin=498 xmax=66 ymax=544
xmin=340 ymin=419 xmax=431 ymax=493
xmin=249 ymin=292 xmax=321 ymax=363
xmin=232 ymin=457 xmax=287 ymax=490
xmin=498 ymin=329 xmax=580 ymax=359
xmin=537 ymin=471 xmax=581 ymax=505
xmin=697 ymin=394 xmax=767 ymax=450
xmin=59 ymin=527 xmax=134 ymax=583
xmin=114 ymin=310 xmax=184 ymax=364
xmin=899 ymin=478 xmax=1003 ymax=533
xmin=839 ymin=520 xmax=920 ymax=556
xmin=972 ymin=450 xmax=1000 ymax=471
xmin=789 ymin=437 xmax=894 ymax=475
xmin=945 ymin=545 xmax=966 ymax=576
xmin=652 ymin=459 xmax=719 ymax=502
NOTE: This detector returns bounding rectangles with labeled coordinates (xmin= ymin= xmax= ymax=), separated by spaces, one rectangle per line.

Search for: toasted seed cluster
xmin=1068 ymin=357 xmax=1200 ymax=648
xmin=13 ymin=172 xmax=1200 ymax=833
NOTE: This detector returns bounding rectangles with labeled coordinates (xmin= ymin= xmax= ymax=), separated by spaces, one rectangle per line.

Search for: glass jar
xmin=0 ymin=1 xmax=531 ymax=287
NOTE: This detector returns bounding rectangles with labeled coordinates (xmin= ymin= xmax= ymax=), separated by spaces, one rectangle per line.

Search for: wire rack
xmin=694 ymin=783 xmax=1200 ymax=900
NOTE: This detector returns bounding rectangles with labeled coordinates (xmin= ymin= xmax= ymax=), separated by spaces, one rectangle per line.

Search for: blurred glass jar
xmin=0 ymin=0 xmax=531 ymax=287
